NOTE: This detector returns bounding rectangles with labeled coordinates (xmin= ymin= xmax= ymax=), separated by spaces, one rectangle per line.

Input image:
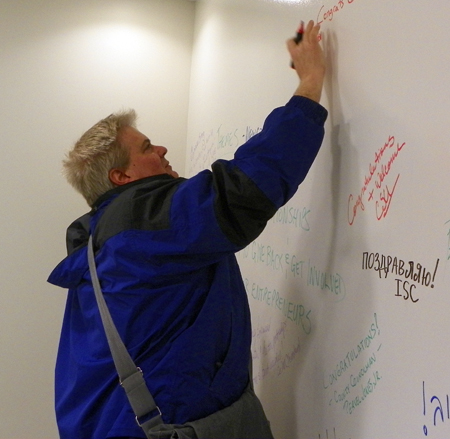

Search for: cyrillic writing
xmin=362 ymin=252 xmax=440 ymax=303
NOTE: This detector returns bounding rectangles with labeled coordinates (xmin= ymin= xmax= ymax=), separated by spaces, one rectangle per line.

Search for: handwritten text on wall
xmin=362 ymin=252 xmax=440 ymax=303
xmin=348 ymin=135 xmax=406 ymax=225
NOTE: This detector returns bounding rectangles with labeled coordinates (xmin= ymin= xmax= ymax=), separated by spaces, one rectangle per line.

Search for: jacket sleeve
xmin=208 ymin=96 xmax=328 ymax=247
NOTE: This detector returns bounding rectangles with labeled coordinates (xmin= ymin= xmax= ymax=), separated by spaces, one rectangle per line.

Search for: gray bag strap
xmin=87 ymin=235 xmax=163 ymax=432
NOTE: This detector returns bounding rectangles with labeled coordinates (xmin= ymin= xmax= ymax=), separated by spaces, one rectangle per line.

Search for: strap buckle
xmin=135 ymin=405 xmax=162 ymax=427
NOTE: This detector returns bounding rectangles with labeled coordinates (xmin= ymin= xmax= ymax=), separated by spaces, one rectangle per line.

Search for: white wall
xmin=0 ymin=1 xmax=194 ymax=437
xmin=186 ymin=1 xmax=450 ymax=439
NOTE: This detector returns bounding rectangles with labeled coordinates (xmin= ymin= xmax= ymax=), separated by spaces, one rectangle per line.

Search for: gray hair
xmin=62 ymin=109 xmax=137 ymax=206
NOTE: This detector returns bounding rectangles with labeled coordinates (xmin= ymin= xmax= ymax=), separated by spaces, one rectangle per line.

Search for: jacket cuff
xmin=286 ymin=95 xmax=328 ymax=126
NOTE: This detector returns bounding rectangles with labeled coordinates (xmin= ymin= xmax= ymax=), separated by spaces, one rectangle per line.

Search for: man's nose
xmin=154 ymin=145 xmax=167 ymax=156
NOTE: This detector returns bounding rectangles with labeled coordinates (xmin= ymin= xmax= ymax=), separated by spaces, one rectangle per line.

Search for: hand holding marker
xmin=290 ymin=21 xmax=304 ymax=69
xmin=287 ymin=20 xmax=325 ymax=103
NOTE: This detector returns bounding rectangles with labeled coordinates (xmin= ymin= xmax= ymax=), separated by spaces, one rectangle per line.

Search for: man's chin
xmin=167 ymin=167 xmax=179 ymax=178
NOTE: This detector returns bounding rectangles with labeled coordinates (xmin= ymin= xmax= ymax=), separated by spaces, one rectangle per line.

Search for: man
xmin=48 ymin=21 xmax=327 ymax=439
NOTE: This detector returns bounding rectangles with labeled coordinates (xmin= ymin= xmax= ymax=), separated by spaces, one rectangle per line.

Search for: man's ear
xmin=109 ymin=168 xmax=131 ymax=186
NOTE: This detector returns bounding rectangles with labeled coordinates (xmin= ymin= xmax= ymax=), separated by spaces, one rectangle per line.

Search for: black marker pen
xmin=290 ymin=21 xmax=304 ymax=69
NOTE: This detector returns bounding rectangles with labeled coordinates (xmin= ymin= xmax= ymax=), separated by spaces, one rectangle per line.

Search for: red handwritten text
xmin=317 ymin=0 xmax=359 ymax=26
xmin=348 ymin=136 xmax=406 ymax=225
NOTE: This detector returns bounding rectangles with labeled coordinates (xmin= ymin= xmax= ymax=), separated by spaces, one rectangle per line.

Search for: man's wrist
xmin=294 ymin=79 xmax=324 ymax=103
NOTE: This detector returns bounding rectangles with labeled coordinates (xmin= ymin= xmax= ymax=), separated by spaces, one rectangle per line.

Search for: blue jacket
xmin=48 ymin=96 xmax=327 ymax=439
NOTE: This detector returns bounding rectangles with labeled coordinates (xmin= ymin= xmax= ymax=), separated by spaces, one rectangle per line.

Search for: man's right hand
xmin=287 ymin=20 xmax=326 ymax=103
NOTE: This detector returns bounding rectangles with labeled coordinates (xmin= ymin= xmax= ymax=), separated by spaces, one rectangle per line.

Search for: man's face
xmin=117 ymin=126 xmax=179 ymax=182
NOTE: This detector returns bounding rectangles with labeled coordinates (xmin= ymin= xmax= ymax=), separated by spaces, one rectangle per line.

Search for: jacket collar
xmin=91 ymin=174 xmax=175 ymax=212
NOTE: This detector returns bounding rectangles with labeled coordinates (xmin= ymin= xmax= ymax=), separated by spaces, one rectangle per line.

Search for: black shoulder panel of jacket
xmin=94 ymin=175 xmax=183 ymax=248
xmin=212 ymin=161 xmax=277 ymax=248
xmin=66 ymin=212 xmax=91 ymax=255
